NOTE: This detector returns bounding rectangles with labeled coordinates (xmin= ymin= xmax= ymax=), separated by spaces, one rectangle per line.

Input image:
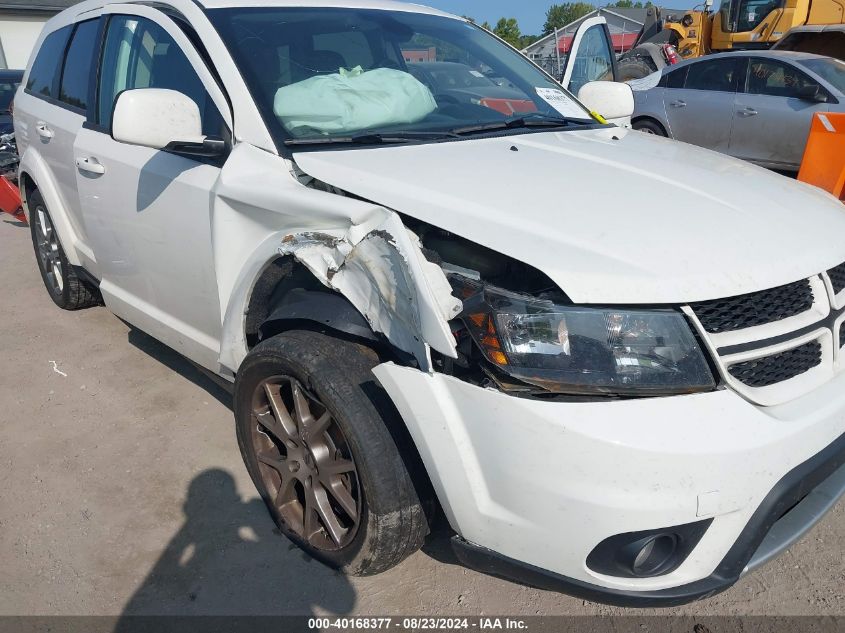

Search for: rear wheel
xmin=633 ymin=119 xmax=668 ymax=136
xmin=234 ymin=330 xmax=429 ymax=575
xmin=29 ymin=189 xmax=101 ymax=310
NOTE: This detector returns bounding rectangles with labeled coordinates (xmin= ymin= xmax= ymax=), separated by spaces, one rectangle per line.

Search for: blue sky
xmin=419 ymin=1 xmax=548 ymax=35
xmin=418 ymin=2 xmax=695 ymax=36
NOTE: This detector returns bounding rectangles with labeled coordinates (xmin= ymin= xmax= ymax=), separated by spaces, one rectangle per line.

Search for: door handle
xmin=76 ymin=156 xmax=106 ymax=175
xmin=35 ymin=122 xmax=54 ymax=139
xmin=739 ymin=107 xmax=758 ymax=117
xmin=670 ymin=100 xmax=687 ymax=108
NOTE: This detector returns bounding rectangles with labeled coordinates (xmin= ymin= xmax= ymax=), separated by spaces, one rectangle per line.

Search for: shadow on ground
xmin=114 ymin=469 xmax=358 ymax=620
xmin=127 ymin=327 xmax=233 ymax=410
xmin=117 ymin=331 xmax=360 ymax=617
xmin=118 ymin=325 xmax=462 ymax=621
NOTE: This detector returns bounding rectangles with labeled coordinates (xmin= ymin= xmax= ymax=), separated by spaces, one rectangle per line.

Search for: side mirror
xmin=577 ymin=81 xmax=635 ymax=122
xmin=797 ymin=84 xmax=828 ymax=103
xmin=111 ymin=88 xmax=226 ymax=157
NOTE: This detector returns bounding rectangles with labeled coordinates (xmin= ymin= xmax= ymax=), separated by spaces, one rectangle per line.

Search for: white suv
xmin=15 ymin=0 xmax=845 ymax=607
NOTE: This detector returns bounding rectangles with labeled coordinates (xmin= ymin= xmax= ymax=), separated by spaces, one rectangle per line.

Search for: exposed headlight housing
xmin=456 ymin=280 xmax=715 ymax=396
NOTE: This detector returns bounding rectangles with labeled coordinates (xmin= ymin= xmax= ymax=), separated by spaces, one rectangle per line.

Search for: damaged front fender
xmin=278 ymin=214 xmax=462 ymax=372
xmin=214 ymin=143 xmax=459 ymax=373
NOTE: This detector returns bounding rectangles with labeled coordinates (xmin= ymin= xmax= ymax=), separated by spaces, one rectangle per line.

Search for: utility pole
xmin=554 ymin=26 xmax=562 ymax=79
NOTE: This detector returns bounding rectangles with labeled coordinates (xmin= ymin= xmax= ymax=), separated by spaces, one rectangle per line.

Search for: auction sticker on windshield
xmin=536 ymin=87 xmax=585 ymax=117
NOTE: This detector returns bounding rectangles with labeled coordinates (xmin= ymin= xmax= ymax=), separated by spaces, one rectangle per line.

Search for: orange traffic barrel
xmin=798 ymin=113 xmax=845 ymax=201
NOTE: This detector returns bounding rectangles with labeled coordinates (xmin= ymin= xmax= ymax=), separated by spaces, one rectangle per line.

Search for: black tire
xmin=617 ymin=57 xmax=656 ymax=81
xmin=234 ymin=330 xmax=429 ymax=576
xmin=28 ymin=188 xmax=102 ymax=310
xmin=633 ymin=119 xmax=668 ymax=136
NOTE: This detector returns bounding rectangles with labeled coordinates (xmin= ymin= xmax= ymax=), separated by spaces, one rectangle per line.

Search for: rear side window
xmin=26 ymin=26 xmax=72 ymax=98
xmin=662 ymin=66 xmax=688 ymax=89
xmin=745 ymin=58 xmax=820 ymax=98
xmin=97 ymin=15 xmax=223 ymax=136
xmin=59 ymin=20 xmax=101 ymax=111
xmin=684 ymin=58 xmax=739 ymax=92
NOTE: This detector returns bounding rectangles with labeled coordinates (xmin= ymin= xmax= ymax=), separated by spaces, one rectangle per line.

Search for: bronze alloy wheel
xmin=250 ymin=376 xmax=361 ymax=551
xmin=235 ymin=331 xmax=429 ymax=574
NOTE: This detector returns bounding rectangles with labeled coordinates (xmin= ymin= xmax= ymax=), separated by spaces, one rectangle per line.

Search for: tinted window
xmin=735 ymin=0 xmax=780 ymax=32
xmin=685 ymin=58 xmax=739 ymax=92
xmin=568 ymin=25 xmax=614 ymax=95
xmin=59 ymin=20 xmax=100 ymax=111
xmin=798 ymin=57 xmax=845 ymax=94
xmin=0 ymin=77 xmax=21 ymax=112
xmin=746 ymin=58 xmax=820 ymax=98
xmin=26 ymin=26 xmax=72 ymax=98
xmin=662 ymin=66 xmax=688 ymax=88
xmin=97 ymin=15 xmax=223 ymax=135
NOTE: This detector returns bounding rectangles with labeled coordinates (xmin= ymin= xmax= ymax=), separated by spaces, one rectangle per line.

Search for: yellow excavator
xmin=617 ymin=0 xmax=845 ymax=79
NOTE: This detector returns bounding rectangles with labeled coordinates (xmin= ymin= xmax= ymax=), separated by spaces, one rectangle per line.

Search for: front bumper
xmin=372 ymin=363 xmax=845 ymax=605
xmin=452 ymin=437 xmax=845 ymax=607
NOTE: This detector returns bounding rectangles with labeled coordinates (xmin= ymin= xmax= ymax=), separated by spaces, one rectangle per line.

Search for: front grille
xmin=830 ymin=262 xmax=845 ymax=295
xmin=691 ymin=280 xmax=814 ymax=334
xmin=728 ymin=341 xmax=822 ymax=388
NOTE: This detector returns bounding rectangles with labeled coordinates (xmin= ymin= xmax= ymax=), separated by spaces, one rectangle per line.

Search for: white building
xmin=0 ymin=0 xmax=79 ymax=69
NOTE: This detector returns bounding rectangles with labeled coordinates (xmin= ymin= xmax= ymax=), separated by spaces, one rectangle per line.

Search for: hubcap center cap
xmin=288 ymin=460 xmax=301 ymax=473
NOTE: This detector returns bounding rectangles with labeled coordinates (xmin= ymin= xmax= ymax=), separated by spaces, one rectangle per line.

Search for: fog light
xmin=586 ymin=519 xmax=712 ymax=579
xmin=631 ymin=534 xmax=678 ymax=576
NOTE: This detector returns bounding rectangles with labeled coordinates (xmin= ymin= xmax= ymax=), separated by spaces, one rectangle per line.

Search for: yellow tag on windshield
xmin=591 ymin=111 xmax=608 ymax=124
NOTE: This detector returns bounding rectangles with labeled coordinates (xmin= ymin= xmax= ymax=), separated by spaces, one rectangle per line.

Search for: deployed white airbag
xmin=274 ymin=66 xmax=438 ymax=135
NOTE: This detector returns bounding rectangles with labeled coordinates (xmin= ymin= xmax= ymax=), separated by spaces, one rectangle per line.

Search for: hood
xmin=292 ymin=128 xmax=845 ymax=305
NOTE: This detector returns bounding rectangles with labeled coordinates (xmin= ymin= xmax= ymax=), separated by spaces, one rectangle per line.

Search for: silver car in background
xmin=631 ymin=51 xmax=845 ymax=172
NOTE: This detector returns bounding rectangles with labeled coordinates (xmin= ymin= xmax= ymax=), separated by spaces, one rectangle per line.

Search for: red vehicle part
xmin=480 ymin=98 xmax=538 ymax=116
xmin=0 ymin=176 xmax=25 ymax=224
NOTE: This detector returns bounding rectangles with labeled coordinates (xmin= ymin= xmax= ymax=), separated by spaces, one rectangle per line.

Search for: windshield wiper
xmin=451 ymin=115 xmax=591 ymax=136
xmin=285 ymin=131 xmax=460 ymax=147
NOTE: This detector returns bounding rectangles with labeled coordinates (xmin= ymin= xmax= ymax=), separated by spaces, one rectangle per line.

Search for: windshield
xmin=797 ymin=57 xmax=845 ymax=94
xmin=720 ymin=0 xmax=785 ymax=33
xmin=208 ymin=7 xmax=593 ymax=146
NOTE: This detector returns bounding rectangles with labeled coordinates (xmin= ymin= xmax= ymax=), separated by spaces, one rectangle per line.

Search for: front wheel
xmin=234 ymin=330 xmax=429 ymax=575
xmin=633 ymin=119 xmax=668 ymax=136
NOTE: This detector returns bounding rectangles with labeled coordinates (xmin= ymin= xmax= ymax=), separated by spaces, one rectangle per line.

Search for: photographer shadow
xmin=115 ymin=469 xmax=357 ymax=624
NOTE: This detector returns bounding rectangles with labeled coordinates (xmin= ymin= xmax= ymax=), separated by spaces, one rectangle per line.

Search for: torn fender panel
xmin=278 ymin=213 xmax=462 ymax=371
xmin=213 ymin=143 xmax=459 ymax=373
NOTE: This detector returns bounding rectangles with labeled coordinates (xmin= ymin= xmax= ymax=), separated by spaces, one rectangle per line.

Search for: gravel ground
xmin=1 ymin=217 xmax=844 ymax=618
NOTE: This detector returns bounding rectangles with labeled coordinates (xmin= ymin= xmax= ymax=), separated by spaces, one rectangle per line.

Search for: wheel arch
xmin=245 ymin=256 xmax=390 ymax=350
xmin=18 ymin=149 xmax=83 ymax=266
xmin=632 ymin=115 xmax=670 ymax=136
xmin=220 ymin=249 xmax=419 ymax=377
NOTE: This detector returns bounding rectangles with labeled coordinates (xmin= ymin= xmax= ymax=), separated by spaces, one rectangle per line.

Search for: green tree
xmin=543 ymin=3 xmax=596 ymax=35
xmin=493 ymin=17 xmax=522 ymax=47
xmin=480 ymin=21 xmax=492 ymax=31
xmin=519 ymin=34 xmax=541 ymax=49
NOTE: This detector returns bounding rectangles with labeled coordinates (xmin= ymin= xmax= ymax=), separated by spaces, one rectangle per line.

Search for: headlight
xmin=457 ymin=281 xmax=716 ymax=396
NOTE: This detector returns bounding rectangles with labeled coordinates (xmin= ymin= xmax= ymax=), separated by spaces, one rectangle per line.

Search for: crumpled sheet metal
xmin=278 ymin=212 xmax=462 ymax=372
